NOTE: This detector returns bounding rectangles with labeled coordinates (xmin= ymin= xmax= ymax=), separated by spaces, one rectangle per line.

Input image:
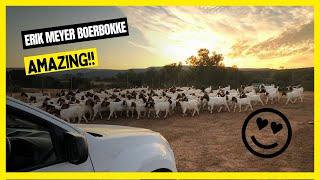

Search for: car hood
xmin=74 ymin=124 xmax=173 ymax=171
xmin=74 ymin=124 xmax=157 ymax=137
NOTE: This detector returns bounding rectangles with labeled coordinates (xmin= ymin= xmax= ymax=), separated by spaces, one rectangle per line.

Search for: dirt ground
xmin=88 ymin=92 xmax=313 ymax=171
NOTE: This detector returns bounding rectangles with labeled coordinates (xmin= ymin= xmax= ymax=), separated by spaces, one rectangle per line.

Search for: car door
xmin=6 ymin=103 xmax=94 ymax=172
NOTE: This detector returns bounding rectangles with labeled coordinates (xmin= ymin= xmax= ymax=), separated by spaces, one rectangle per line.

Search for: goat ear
xmin=86 ymin=99 xmax=94 ymax=107
xmin=61 ymin=103 xmax=69 ymax=109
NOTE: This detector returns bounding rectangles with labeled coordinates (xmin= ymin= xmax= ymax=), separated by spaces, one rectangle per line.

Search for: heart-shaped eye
xmin=256 ymin=117 xmax=268 ymax=130
xmin=271 ymin=122 xmax=283 ymax=134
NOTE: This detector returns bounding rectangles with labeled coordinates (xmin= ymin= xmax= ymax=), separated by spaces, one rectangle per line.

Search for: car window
xmin=6 ymin=106 xmax=60 ymax=172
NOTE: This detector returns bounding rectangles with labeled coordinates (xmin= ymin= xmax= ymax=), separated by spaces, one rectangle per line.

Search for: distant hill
xmin=6 ymin=66 xmax=313 ymax=79
xmin=7 ymin=66 xmax=163 ymax=79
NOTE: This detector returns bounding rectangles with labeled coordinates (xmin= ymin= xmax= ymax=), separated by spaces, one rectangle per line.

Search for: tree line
xmin=107 ymin=49 xmax=313 ymax=90
xmin=6 ymin=48 xmax=314 ymax=92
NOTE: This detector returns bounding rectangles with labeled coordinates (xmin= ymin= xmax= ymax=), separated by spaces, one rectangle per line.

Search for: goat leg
xmin=107 ymin=111 xmax=113 ymax=120
xmin=164 ymin=110 xmax=168 ymax=118
xmin=226 ymin=104 xmax=230 ymax=112
xmin=192 ymin=109 xmax=196 ymax=117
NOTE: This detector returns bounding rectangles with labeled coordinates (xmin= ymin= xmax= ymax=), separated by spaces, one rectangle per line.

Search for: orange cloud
xmin=227 ymin=20 xmax=314 ymax=60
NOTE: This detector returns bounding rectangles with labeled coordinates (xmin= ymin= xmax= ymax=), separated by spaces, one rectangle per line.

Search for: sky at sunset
xmin=7 ymin=6 xmax=314 ymax=69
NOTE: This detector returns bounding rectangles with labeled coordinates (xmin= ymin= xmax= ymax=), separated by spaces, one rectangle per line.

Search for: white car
xmin=6 ymin=97 xmax=177 ymax=172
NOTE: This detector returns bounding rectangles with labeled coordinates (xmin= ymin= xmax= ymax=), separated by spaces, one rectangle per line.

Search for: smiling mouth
xmin=251 ymin=136 xmax=278 ymax=149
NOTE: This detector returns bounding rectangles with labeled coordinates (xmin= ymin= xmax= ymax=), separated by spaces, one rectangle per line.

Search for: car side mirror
xmin=64 ymin=132 xmax=88 ymax=165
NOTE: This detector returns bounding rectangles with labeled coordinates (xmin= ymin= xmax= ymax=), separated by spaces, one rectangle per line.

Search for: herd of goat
xmin=15 ymin=84 xmax=304 ymax=123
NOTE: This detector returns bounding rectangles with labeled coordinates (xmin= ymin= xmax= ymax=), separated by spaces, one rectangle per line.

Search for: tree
xmin=185 ymin=48 xmax=225 ymax=86
xmin=186 ymin=48 xmax=224 ymax=67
